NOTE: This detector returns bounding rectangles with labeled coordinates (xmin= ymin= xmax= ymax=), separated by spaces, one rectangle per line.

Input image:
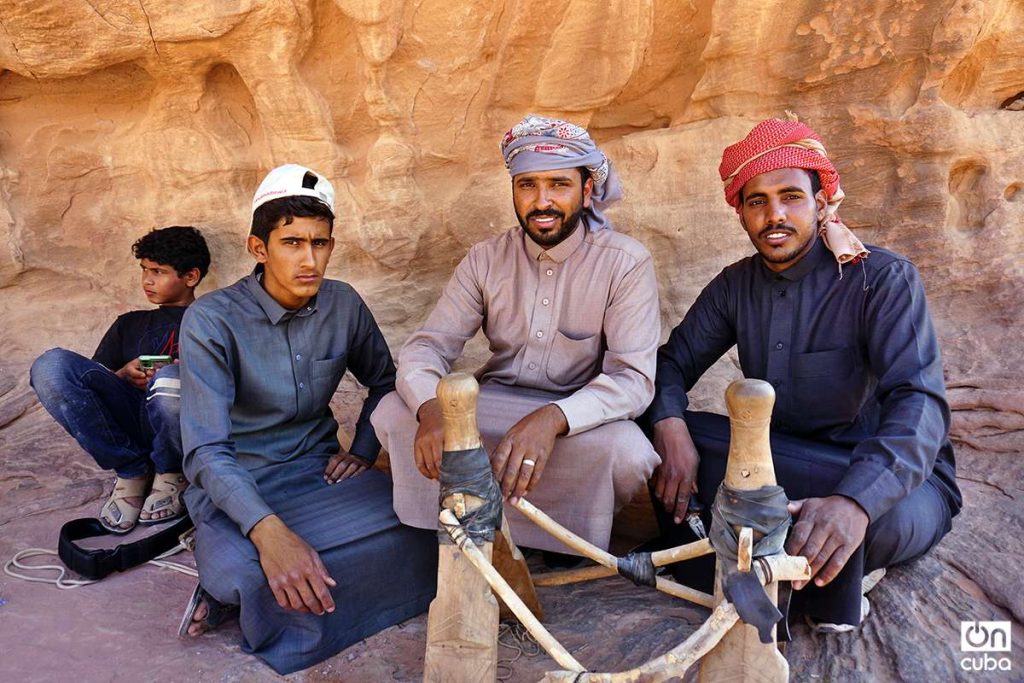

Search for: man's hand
xmin=651 ymin=417 xmax=700 ymax=524
xmin=785 ymin=495 xmax=869 ymax=590
xmin=324 ymin=451 xmax=370 ymax=484
xmin=413 ymin=399 xmax=444 ymax=480
xmin=249 ymin=514 xmax=337 ymax=615
xmin=491 ymin=404 xmax=568 ymax=504
xmin=115 ymin=358 xmax=151 ymax=390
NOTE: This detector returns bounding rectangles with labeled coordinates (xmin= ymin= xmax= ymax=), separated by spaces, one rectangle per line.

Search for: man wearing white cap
xmin=372 ymin=115 xmax=662 ymax=559
xmin=177 ymin=164 xmax=436 ymax=673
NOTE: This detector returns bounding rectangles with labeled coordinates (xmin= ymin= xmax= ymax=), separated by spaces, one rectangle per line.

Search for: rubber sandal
xmin=99 ymin=476 xmax=149 ymax=534
xmin=178 ymin=583 xmax=238 ymax=638
xmin=140 ymin=472 xmax=189 ymax=526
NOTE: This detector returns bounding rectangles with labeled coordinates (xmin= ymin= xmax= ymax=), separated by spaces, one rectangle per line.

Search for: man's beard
xmin=755 ymin=221 xmax=817 ymax=264
xmin=517 ymin=205 xmax=585 ymax=247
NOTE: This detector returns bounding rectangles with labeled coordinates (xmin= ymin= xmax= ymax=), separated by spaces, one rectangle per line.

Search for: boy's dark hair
xmin=132 ymin=226 xmax=211 ymax=282
xmin=250 ymin=196 xmax=335 ymax=244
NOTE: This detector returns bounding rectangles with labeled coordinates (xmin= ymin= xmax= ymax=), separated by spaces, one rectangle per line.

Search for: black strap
xmin=58 ymin=514 xmax=193 ymax=581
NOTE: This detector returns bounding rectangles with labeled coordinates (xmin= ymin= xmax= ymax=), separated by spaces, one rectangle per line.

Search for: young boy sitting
xmin=30 ymin=225 xmax=211 ymax=533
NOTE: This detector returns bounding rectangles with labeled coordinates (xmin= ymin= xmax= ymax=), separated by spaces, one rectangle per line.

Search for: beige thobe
xmin=372 ymin=225 xmax=662 ymax=553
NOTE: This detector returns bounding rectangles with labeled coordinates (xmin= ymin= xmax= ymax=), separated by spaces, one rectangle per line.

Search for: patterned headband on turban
xmin=500 ymin=114 xmax=623 ymax=232
xmin=719 ymin=116 xmax=869 ymax=271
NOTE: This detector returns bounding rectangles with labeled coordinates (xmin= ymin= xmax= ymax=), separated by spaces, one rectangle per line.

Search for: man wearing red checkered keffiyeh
xmin=719 ymin=116 xmax=868 ymax=273
xmin=645 ymin=116 xmax=961 ymax=633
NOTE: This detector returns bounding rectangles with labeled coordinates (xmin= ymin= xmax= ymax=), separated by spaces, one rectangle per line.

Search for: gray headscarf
xmin=500 ymin=114 xmax=623 ymax=232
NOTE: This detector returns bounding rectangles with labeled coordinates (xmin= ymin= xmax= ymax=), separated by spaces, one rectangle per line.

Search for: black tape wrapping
xmin=438 ymin=447 xmax=503 ymax=545
xmin=709 ymin=483 xmax=791 ymax=561
xmin=617 ymin=552 xmax=657 ymax=587
xmin=710 ymin=483 xmax=793 ymax=639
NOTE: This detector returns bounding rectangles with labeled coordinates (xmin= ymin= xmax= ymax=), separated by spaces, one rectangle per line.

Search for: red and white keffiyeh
xmin=719 ymin=116 xmax=869 ymax=268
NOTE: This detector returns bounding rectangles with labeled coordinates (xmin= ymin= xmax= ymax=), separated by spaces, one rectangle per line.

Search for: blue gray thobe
xmin=179 ymin=269 xmax=436 ymax=674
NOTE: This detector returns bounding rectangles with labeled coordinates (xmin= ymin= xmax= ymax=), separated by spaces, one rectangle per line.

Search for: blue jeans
xmin=30 ymin=348 xmax=183 ymax=478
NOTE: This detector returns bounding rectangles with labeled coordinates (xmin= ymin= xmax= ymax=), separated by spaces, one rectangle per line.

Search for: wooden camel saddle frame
xmin=423 ymin=373 xmax=812 ymax=682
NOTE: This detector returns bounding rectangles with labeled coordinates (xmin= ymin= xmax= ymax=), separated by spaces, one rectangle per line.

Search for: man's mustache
xmin=527 ymin=209 xmax=565 ymax=220
xmin=759 ymin=225 xmax=795 ymax=239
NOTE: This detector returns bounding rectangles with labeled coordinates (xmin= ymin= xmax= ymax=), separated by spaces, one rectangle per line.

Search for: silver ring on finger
xmin=522 ymin=459 xmax=536 ymax=467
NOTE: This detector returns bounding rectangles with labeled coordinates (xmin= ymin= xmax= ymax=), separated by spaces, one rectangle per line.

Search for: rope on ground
xmin=3 ymin=542 xmax=197 ymax=589
xmin=497 ymin=619 xmax=544 ymax=681
xmin=3 ymin=549 xmax=97 ymax=589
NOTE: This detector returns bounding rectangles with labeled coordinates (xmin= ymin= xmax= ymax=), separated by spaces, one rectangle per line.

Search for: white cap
xmin=251 ymin=164 xmax=335 ymax=215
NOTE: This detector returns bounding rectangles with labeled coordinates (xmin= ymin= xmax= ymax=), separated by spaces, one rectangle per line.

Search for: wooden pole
xmin=424 ymin=373 xmax=499 ymax=683
xmin=698 ymin=379 xmax=789 ymax=683
xmin=651 ymin=538 xmax=716 ymax=566
xmin=423 ymin=373 xmax=542 ymax=681
xmin=532 ymin=564 xmax=617 ymax=586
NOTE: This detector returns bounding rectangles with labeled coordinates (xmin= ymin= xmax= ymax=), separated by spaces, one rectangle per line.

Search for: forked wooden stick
xmin=533 ymin=538 xmax=715 ymax=587
xmin=426 ymin=375 xmax=806 ymax=683
xmin=513 ymin=497 xmax=716 ymax=608
xmin=441 ymin=508 xmax=746 ymax=683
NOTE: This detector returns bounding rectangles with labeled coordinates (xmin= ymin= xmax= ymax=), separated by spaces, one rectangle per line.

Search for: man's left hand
xmin=324 ymin=451 xmax=370 ymax=484
xmin=785 ymin=495 xmax=869 ymax=590
xmin=491 ymin=404 xmax=568 ymax=504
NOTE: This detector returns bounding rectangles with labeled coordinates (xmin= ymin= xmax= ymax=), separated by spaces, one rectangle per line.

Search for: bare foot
xmin=186 ymin=600 xmax=210 ymax=637
xmin=139 ymin=504 xmax=177 ymax=522
xmin=184 ymin=595 xmax=237 ymax=637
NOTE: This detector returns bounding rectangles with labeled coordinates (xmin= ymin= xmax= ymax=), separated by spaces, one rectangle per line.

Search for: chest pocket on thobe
xmin=310 ymin=355 xmax=347 ymax=410
xmin=545 ymin=331 xmax=601 ymax=388
xmin=791 ymin=347 xmax=861 ymax=425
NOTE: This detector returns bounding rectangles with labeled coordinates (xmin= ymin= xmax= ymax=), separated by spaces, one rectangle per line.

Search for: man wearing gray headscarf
xmin=371 ymin=114 xmax=662 ymax=557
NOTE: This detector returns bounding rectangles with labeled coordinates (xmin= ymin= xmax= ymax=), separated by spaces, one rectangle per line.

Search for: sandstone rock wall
xmin=1 ymin=0 xmax=1022 ymax=448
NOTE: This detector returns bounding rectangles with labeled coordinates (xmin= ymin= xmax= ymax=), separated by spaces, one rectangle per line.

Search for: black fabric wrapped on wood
xmin=438 ymin=447 xmax=503 ymax=544
xmin=617 ymin=551 xmax=657 ymax=587
xmin=709 ymin=483 xmax=791 ymax=561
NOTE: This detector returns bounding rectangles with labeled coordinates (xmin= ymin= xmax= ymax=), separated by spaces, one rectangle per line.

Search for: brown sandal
xmin=99 ymin=476 xmax=149 ymax=534
xmin=140 ymin=472 xmax=189 ymax=525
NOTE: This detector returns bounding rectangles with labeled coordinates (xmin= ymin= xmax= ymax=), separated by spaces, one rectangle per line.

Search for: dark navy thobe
xmin=180 ymin=269 xmax=436 ymax=674
xmin=647 ymin=238 xmax=961 ymax=626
